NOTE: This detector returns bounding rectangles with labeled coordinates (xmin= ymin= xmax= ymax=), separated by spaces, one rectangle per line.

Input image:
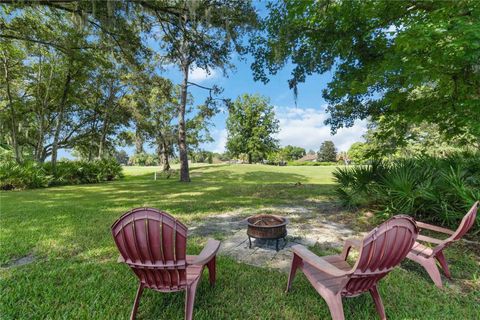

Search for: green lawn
xmin=1 ymin=164 xmax=479 ymax=319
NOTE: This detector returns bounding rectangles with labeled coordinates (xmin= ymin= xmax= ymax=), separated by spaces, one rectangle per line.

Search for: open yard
xmin=1 ymin=165 xmax=479 ymax=319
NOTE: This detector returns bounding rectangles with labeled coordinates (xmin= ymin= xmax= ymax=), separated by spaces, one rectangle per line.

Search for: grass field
xmin=1 ymin=164 xmax=479 ymax=319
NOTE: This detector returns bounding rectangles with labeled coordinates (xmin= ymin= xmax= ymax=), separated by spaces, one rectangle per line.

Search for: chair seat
xmin=409 ymin=241 xmax=434 ymax=259
xmin=302 ymin=254 xmax=351 ymax=292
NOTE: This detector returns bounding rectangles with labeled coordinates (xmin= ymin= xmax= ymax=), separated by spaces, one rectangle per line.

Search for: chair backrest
xmin=343 ymin=215 xmax=418 ymax=296
xmin=451 ymin=201 xmax=478 ymax=241
xmin=433 ymin=201 xmax=478 ymax=254
xmin=111 ymin=208 xmax=188 ymax=292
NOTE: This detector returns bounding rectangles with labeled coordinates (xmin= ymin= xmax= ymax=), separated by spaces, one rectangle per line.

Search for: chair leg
xmin=369 ymin=286 xmax=386 ymax=320
xmin=286 ymin=253 xmax=302 ymax=293
xmin=421 ymin=258 xmax=443 ymax=288
xmin=207 ymin=256 xmax=216 ymax=286
xmin=185 ymin=281 xmax=199 ymax=320
xmin=130 ymin=283 xmax=144 ymax=320
xmin=435 ymin=251 xmax=451 ymax=279
xmin=323 ymin=292 xmax=345 ymax=320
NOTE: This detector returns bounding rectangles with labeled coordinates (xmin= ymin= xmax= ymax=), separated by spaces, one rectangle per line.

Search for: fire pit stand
xmin=246 ymin=214 xmax=289 ymax=251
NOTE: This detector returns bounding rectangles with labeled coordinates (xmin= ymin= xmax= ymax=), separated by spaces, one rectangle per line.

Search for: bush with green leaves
xmin=0 ymin=161 xmax=52 ymax=190
xmin=1 ymin=159 xmax=123 ymax=190
xmin=128 ymin=153 xmax=157 ymax=166
xmin=288 ymin=161 xmax=338 ymax=166
xmin=333 ymin=154 xmax=480 ymax=232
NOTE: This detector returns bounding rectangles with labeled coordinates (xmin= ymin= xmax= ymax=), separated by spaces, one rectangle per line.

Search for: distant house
xmin=298 ymin=154 xmax=317 ymax=162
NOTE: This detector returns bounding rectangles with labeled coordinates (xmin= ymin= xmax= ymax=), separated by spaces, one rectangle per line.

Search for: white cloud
xmin=211 ymin=129 xmax=228 ymax=153
xmin=189 ymin=67 xmax=217 ymax=82
xmin=203 ymin=107 xmax=367 ymax=153
xmin=275 ymin=107 xmax=367 ymax=152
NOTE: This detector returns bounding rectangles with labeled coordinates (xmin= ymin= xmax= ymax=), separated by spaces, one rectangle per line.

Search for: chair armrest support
xmin=417 ymin=221 xmax=454 ymax=235
xmin=341 ymin=238 xmax=362 ymax=260
xmin=189 ymin=238 xmax=220 ymax=266
xmin=292 ymin=245 xmax=348 ymax=277
xmin=417 ymin=234 xmax=445 ymax=245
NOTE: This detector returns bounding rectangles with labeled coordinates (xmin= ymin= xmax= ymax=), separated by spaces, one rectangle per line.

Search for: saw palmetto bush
xmin=1 ymin=159 xmax=123 ymax=190
xmin=333 ymin=153 xmax=480 ymax=232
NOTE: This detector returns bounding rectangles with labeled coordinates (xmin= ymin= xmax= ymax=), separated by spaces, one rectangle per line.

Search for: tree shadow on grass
xmin=0 ymin=168 xmax=337 ymax=264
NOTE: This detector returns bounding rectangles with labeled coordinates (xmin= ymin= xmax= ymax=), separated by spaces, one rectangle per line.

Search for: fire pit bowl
xmin=246 ymin=214 xmax=288 ymax=251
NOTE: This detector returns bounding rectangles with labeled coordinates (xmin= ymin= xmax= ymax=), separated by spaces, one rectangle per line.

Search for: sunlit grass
xmin=1 ymin=164 xmax=478 ymax=319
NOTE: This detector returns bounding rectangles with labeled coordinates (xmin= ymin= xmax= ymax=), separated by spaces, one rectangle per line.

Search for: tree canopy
xmin=317 ymin=141 xmax=337 ymax=162
xmin=253 ymin=0 xmax=480 ymax=142
xmin=226 ymin=94 xmax=279 ymax=164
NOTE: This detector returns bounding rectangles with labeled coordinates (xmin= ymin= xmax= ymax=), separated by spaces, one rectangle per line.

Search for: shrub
xmin=128 ymin=153 xmax=157 ymax=166
xmin=287 ymin=161 xmax=338 ymax=166
xmin=1 ymin=159 xmax=123 ymax=190
xmin=333 ymin=154 xmax=480 ymax=232
xmin=0 ymin=161 xmax=52 ymax=190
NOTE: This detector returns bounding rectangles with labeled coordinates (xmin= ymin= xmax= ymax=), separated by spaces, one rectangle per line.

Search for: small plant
xmin=333 ymin=153 xmax=480 ymax=232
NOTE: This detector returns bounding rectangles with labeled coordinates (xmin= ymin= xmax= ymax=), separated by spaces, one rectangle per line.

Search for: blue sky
xmin=152 ymin=53 xmax=367 ymax=155
xmin=124 ymin=1 xmax=368 ymax=157
xmin=59 ymin=2 xmax=367 ymax=159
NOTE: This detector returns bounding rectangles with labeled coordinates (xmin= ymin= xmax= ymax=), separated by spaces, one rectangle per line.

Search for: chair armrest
xmin=417 ymin=221 xmax=454 ymax=235
xmin=189 ymin=238 xmax=220 ymax=266
xmin=417 ymin=234 xmax=445 ymax=245
xmin=292 ymin=245 xmax=348 ymax=277
xmin=117 ymin=255 xmax=125 ymax=263
xmin=340 ymin=238 xmax=362 ymax=260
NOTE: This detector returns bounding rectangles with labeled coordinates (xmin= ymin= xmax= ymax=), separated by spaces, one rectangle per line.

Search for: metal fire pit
xmin=247 ymin=214 xmax=288 ymax=251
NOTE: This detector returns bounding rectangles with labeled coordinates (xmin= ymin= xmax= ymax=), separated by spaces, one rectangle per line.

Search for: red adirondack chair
xmin=286 ymin=215 xmax=418 ymax=320
xmin=111 ymin=208 xmax=220 ymax=320
xmin=407 ymin=201 xmax=478 ymax=288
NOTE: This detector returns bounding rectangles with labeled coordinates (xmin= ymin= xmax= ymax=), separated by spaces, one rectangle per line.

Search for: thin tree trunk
xmin=34 ymin=58 xmax=54 ymax=164
xmin=51 ymin=69 xmax=72 ymax=170
xmin=2 ymin=54 xmax=21 ymax=163
xmin=98 ymin=105 xmax=110 ymax=159
xmin=162 ymin=141 xmax=170 ymax=171
xmin=178 ymin=63 xmax=190 ymax=182
xmin=156 ymin=134 xmax=170 ymax=172
xmin=248 ymin=153 xmax=252 ymax=164
xmin=135 ymin=126 xmax=144 ymax=154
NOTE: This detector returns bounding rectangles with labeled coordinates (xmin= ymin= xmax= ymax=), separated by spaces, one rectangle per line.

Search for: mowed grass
xmin=0 ymin=164 xmax=479 ymax=319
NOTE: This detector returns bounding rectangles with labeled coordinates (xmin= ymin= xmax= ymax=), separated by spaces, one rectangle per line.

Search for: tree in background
xmin=360 ymin=118 xmax=476 ymax=160
xmin=142 ymin=0 xmax=258 ymax=182
xmin=281 ymin=145 xmax=306 ymax=161
xmin=253 ymin=0 xmax=480 ymax=144
xmin=317 ymin=141 xmax=337 ymax=162
xmin=226 ymin=94 xmax=279 ymax=164
xmin=348 ymin=142 xmax=368 ymax=164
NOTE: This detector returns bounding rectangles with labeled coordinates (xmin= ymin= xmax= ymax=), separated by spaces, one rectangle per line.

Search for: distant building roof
xmin=298 ymin=154 xmax=317 ymax=162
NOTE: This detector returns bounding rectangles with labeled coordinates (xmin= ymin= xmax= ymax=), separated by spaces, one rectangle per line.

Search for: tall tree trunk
xmin=248 ymin=153 xmax=252 ymax=164
xmin=156 ymin=135 xmax=170 ymax=172
xmin=34 ymin=56 xmax=54 ymax=164
xmin=97 ymin=109 xmax=110 ymax=159
xmin=135 ymin=126 xmax=144 ymax=154
xmin=162 ymin=141 xmax=170 ymax=172
xmin=2 ymin=54 xmax=21 ymax=163
xmin=35 ymin=122 xmax=45 ymax=163
xmin=51 ymin=69 xmax=72 ymax=170
xmin=178 ymin=62 xmax=190 ymax=182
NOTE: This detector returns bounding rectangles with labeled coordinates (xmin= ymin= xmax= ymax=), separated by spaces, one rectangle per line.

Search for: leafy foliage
xmin=317 ymin=141 xmax=337 ymax=162
xmin=287 ymin=161 xmax=337 ymax=167
xmin=226 ymin=94 xmax=279 ymax=163
xmin=0 ymin=159 xmax=123 ymax=190
xmin=347 ymin=142 xmax=369 ymax=164
xmin=333 ymin=154 xmax=480 ymax=231
xmin=253 ymin=0 xmax=480 ymax=140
